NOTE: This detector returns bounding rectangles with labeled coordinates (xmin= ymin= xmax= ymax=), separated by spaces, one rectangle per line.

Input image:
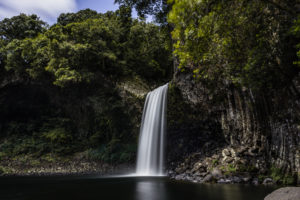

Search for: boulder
xmin=175 ymin=174 xmax=184 ymax=180
xmin=217 ymin=179 xmax=232 ymax=184
xmin=252 ymin=178 xmax=259 ymax=185
xmin=203 ymin=174 xmax=213 ymax=182
xmin=186 ymin=176 xmax=193 ymax=181
xmin=230 ymin=148 xmax=237 ymax=158
xmin=192 ymin=162 xmax=202 ymax=171
xmin=242 ymin=176 xmax=252 ymax=183
xmin=263 ymin=178 xmax=274 ymax=185
xmin=192 ymin=162 xmax=206 ymax=173
xmin=232 ymin=176 xmax=242 ymax=183
xmin=194 ymin=177 xmax=203 ymax=182
xmin=211 ymin=168 xmax=222 ymax=178
xmin=236 ymin=147 xmax=248 ymax=156
xmin=223 ymin=157 xmax=234 ymax=163
xmin=264 ymin=187 xmax=300 ymax=200
xmin=199 ymin=172 xmax=209 ymax=177
xmin=222 ymin=149 xmax=231 ymax=157
xmin=175 ymin=166 xmax=185 ymax=174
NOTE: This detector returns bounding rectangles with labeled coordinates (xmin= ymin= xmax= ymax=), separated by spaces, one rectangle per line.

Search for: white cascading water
xmin=136 ymin=83 xmax=168 ymax=176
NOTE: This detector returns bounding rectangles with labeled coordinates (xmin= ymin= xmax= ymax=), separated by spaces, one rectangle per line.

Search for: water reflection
xmin=0 ymin=176 xmax=277 ymax=200
xmin=135 ymin=180 xmax=166 ymax=200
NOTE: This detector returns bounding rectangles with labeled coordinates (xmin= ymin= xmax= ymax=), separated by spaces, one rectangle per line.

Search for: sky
xmin=0 ymin=0 xmax=138 ymax=24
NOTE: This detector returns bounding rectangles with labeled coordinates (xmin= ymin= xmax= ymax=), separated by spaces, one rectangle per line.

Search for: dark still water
xmin=0 ymin=176 xmax=277 ymax=200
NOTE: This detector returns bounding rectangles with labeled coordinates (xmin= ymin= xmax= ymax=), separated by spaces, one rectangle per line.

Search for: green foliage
xmin=0 ymin=10 xmax=172 ymax=87
xmin=258 ymin=174 xmax=267 ymax=183
xmin=270 ymin=166 xmax=295 ymax=185
xmin=87 ymin=143 xmax=136 ymax=163
xmin=125 ymin=21 xmax=173 ymax=81
xmin=292 ymin=15 xmax=300 ymax=67
xmin=115 ymin=0 xmax=170 ymax=24
xmin=0 ymin=8 xmax=173 ymax=165
xmin=227 ymin=164 xmax=237 ymax=173
xmin=57 ymin=9 xmax=99 ymax=26
xmin=0 ymin=152 xmax=6 ymax=161
xmin=270 ymin=166 xmax=282 ymax=182
xmin=168 ymin=0 xmax=299 ymax=92
xmin=42 ymin=128 xmax=71 ymax=144
xmin=0 ymin=166 xmax=13 ymax=174
xmin=237 ymin=164 xmax=258 ymax=173
xmin=212 ymin=159 xmax=218 ymax=167
xmin=0 ymin=14 xmax=47 ymax=42
xmin=87 ymin=146 xmax=108 ymax=161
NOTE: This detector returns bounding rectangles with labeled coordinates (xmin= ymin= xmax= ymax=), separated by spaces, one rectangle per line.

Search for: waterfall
xmin=136 ymin=83 xmax=168 ymax=176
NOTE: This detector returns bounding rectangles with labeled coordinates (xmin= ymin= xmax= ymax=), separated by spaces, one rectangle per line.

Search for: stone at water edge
xmin=264 ymin=187 xmax=300 ymax=200
xmin=203 ymin=174 xmax=213 ymax=182
xmin=211 ymin=168 xmax=222 ymax=178
xmin=263 ymin=178 xmax=274 ymax=185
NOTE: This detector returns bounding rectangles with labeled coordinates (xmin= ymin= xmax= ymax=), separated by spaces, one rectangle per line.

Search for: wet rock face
xmin=264 ymin=187 xmax=300 ymax=200
xmin=167 ymin=69 xmax=300 ymax=183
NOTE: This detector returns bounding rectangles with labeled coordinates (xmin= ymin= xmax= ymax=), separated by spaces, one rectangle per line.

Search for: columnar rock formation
xmin=167 ymin=69 xmax=300 ymax=184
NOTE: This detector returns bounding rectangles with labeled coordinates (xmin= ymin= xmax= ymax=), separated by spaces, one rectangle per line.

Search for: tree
xmin=168 ymin=0 xmax=299 ymax=92
xmin=124 ymin=20 xmax=172 ymax=80
xmin=0 ymin=9 xmax=172 ymax=87
xmin=0 ymin=14 xmax=47 ymax=42
xmin=57 ymin=9 xmax=99 ymax=26
xmin=292 ymin=15 xmax=300 ymax=68
xmin=0 ymin=38 xmax=5 ymax=78
xmin=115 ymin=0 xmax=170 ymax=24
xmin=0 ymin=9 xmax=174 ymax=161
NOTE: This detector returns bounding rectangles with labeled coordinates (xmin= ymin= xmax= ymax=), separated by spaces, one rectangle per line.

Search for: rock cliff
xmin=167 ymin=69 xmax=300 ymax=184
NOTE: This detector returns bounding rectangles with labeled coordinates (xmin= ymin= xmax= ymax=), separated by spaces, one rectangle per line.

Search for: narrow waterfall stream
xmin=136 ymin=84 xmax=168 ymax=176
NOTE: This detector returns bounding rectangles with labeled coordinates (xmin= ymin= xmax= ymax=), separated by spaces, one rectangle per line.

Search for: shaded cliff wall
xmin=167 ymin=69 xmax=300 ymax=180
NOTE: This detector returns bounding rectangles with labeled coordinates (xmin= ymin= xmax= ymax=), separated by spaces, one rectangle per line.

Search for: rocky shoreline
xmin=167 ymin=145 xmax=298 ymax=185
xmin=0 ymin=159 xmax=134 ymax=177
xmin=0 ymin=145 xmax=297 ymax=186
xmin=169 ymin=170 xmax=273 ymax=185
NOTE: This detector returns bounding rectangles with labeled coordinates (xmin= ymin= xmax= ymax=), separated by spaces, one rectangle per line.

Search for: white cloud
xmin=0 ymin=0 xmax=77 ymax=23
xmin=0 ymin=7 xmax=17 ymax=18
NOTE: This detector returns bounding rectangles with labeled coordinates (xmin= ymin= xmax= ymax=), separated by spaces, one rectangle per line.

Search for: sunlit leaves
xmin=168 ymin=0 xmax=298 ymax=91
xmin=0 ymin=10 xmax=173 ymax=87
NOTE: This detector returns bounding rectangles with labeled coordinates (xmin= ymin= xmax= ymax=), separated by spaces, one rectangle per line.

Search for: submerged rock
xmin=264 ymin=187 xmax=300 ymax=200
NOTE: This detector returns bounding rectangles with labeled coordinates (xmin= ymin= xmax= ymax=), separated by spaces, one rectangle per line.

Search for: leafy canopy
xmin=115 ymin=0 xmax=170 ymax=24
xmin=0 ymin=9 xmax=173 ymax=87
xmin=168 ymin=0 xmax=299 ymax=92
xmin=0 ymin=14 xmax=47 ymax=42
